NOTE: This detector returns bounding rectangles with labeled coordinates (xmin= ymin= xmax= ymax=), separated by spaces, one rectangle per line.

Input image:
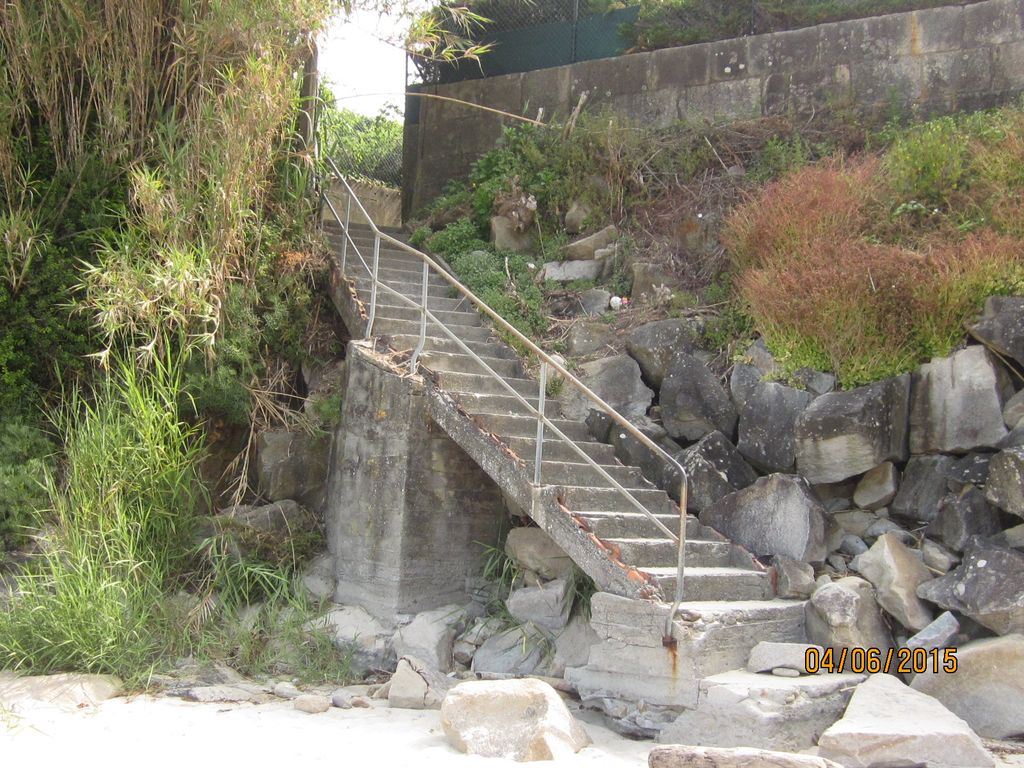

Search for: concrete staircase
xmin=326 ymin=221 xmax=806 ymax=719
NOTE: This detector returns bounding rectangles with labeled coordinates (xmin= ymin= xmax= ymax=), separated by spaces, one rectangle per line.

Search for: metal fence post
xmin=341 ymin=193 xmax=352 ymax=272
xmin=534 ymin=362 xmax=547 ymax=486
xmin=570 ymin=0 xmax=580 ymax=63
xmin=366 ymin=232 xmax=381 ymax=339
xmin=411 ymin=260 xmax=429 ymax=372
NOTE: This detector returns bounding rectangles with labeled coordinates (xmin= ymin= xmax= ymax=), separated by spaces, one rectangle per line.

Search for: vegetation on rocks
xmin=422 ymin=98 xmax=1024 ymax=389
xmin=728 ymin=107 xmax=1024 ymax=386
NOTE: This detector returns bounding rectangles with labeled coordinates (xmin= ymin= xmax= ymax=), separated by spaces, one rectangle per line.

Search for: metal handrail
xmin=321 ymin=163 xmax=689 ymax=637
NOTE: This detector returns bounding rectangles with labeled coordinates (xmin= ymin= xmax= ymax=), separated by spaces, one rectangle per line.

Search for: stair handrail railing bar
xmin=322 ymin=164 xmax=690 ymax=636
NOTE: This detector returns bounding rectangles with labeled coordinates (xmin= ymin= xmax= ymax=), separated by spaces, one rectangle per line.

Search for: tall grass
xmin=0 ymin=352 xmax=205 ymax=676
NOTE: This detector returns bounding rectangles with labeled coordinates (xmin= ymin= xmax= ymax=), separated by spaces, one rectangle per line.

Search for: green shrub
xmin=885 ymin=116 xmax=970 ymax=207
xmin=0 ymin=418 xmax=54 ymax=548
xmin=0 ymin=354 xmax=205 ymax=677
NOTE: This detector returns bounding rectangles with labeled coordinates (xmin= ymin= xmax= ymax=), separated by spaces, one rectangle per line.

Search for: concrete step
xmin=645 ymin=567 xmax=772 ymax=602
xmin=578 ymin=511 xmax=695 ymax=539
xmin=387 ymin=334 xmax=519 ymax=362
xmin=420 ymin=350 xmax=525 ymax=378
xmin=347 ymin=262 xmax=451 ymax=286
xmin=559 ymin=486 xmax=677 ymax=516
xmin=528 ymin=461 xmax=645 ymax=488
xmin=374 ymin=305 xmax=483 ymax=327
xmin=502 ymin=436 xmax=619 ymax=465
xmin=471 ymin=413 xmax=593 ymax=442
xmin=450 ymin=391 xmax=558 ymax=418
xmin=605 ymin=538 xmax=741 ymax=569
xmin=371 ymin=295 xmax=477 ymax=314
xmin=342 ymin=254 xmax=430 ymax=274
xmin=371 ymin=317 xmax=498 ymax=343
xmin=352 ymin=277 xmax=454 ymax=299
xmin=434 ymin=371 xmax=539 ymax=398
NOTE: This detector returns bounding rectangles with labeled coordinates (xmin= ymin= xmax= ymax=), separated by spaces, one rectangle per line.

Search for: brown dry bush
xmin=723 ymin=157 xmax=881 ymax=273
xmin=727 ymin=154 xmax=1024 ymax=387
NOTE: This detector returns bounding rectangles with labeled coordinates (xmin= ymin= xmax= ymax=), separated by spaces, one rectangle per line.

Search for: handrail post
xmin=534 ymin=362 xmax=547 ymax=486
xmin=341 ymin=193 xmax=352 ymax=272
xmin=665 ymin=480 xmax=688 ymax=638
xmin=366 ymin=231 xmax=381 ymax=339
xmin=410 ymin=260 xmax=429 ymax=372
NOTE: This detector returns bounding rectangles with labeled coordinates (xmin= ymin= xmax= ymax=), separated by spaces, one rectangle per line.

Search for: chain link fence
xmin=410 ymin=1 xmax=640 ymax=85
xmin=321 ymin=106 xmax=403 ymax=187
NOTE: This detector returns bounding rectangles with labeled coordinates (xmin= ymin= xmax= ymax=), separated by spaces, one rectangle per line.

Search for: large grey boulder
xmin=852 ymin=462 xmax=899 ymax=511
xmin=773 ymin=556 xmax=816 ymax=599
xmin=471 ymin=625 xmax=553 ymax=676
xmin=906 ymin=611 xmax=960 ymax=651
xmin=818 ymin=674 xmax=994 ymax=768
xmin=611 ymin=417 xmax=678 ymax=489
xmin=805 ymin=577 xmax=894 ymax=652
xmin=1004 ymin=389 xmax=1024 ymax=429
xmin=911 ymin=634 xmax=1024 ymax=739
xmin=672 ymin=431 xmax=758 ymax=513
xmin=256 ymin=429 xmax=330 ymax=511
xmin=701 ymin=475 xmax=826 ymax=562
xmin=560 ymin=354 xmax=653 ymax=421
xmin=657 ymin=669 xmax=863 ymax=754
xmin=491 ymin=215 xmax=535 ymax=253
xmin=945 ymin=452 xmax=992 ymax=490
xmin=985 ymin=446 xmax=1024 ymax=518
xmin=917 ymin=544 xmax=1024 ymax=636
xmin=505 ymin=528 xmax=573 ymax=580
xmin=441 ymin=679 xmax=590 ymax=760
xmin=387 ymin=656 xmax=453 ymax=710
xmin=650 ymin=745 xmax=843 ymax=768
xmin=794 ymin=375 xmax=910 ymax=484
xmin=538 ymin=259 xmax=603 ymax=283
xmin=968 ymin=295 xmax=1024 ymax=368
xmin=890 ymin=455 xmax=955 ymax=523
xmin=737 ymin=381 xmax=814 ymax=473
xmin=566 ymin=322 xmax=614 ymax=356
xmin=926 ymin=487 xmax=1002 ymax=552
xmin=854 ymin=533 xmax=934 ymax=631
xmin=393 ymin=604 xmax=467 ymax=673
xmin=551 ymin=615 xmax=599 ymax=677
xmin=507 ymin=578 xmax=570 ymax=632
xmin=624 ymin=318 xmax=701 ymax=389
xmin=579 ymin=288 xmax=610 ymax=316
xmin=909 ymin=345 xmax=1010 ymax=454
xmin=660 ymin=353 xmax=737 ymax=442
xmin=306 ymin=605 xmax=394 ymax=675
xmin=729 ymin=363 xmax=762 ymax=412
xmin=564 ymin=224 xmax=617 ymax=261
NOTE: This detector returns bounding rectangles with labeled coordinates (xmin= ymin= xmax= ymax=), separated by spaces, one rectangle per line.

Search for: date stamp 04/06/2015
xmin=805 ymin=646 xmax=958 ymax=675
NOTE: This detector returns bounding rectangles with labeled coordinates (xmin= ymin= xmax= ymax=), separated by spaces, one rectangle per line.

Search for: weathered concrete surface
xmin=406 ymin=0 xmax=1024 ymax=216
xmin=657 ymin=669 xmax=864 ymax=752
xmin=566 ymin=592 xmax=806 ymax=712
xmin=326 ymin=343 xmax=506 ymax=619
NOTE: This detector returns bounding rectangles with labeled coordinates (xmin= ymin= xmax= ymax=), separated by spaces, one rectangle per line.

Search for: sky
xmin=319 ymin=9 xmax=411 ymax=117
